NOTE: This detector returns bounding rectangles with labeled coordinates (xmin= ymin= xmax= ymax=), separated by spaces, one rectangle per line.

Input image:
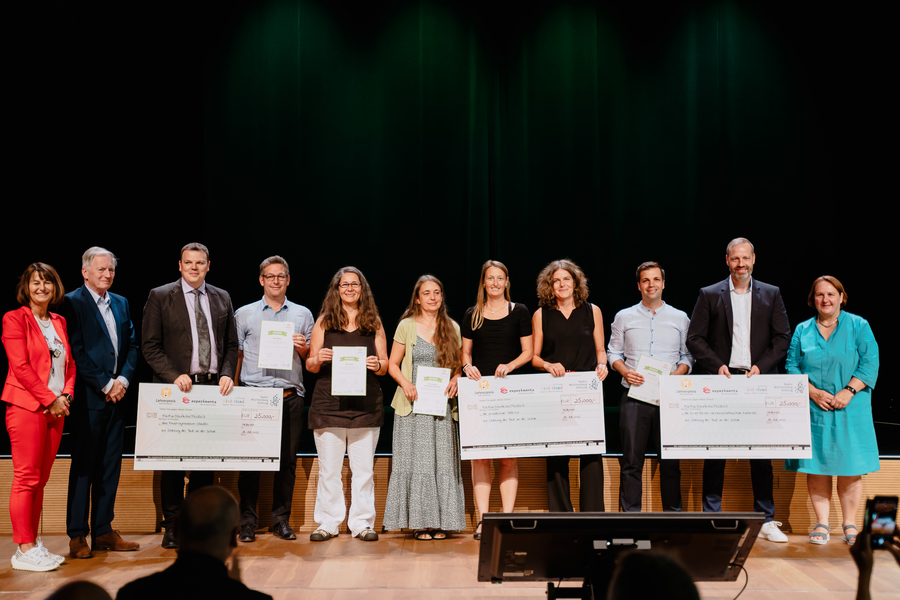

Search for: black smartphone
xmin=864 ymin=496 xmax=898 ymax=550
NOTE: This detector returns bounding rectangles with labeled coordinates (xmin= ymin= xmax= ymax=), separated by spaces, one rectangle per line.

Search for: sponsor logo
xmin=478 ymin=380 xmax=490 ymax=390
xmin=160 ymin=387 xmax=172 ymax=398
xmin=500 ymin=387 xmax=508 ymax=394
xmin=680 ymin=379 xmax=692 ymax=389
xmin=703 ymin=387 xmax=711 ymax=394
xmin=182 ymin=397 xmax=190 ymax=404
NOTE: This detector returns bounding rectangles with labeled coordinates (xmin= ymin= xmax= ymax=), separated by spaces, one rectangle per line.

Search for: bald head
xmin=177 ymin=486 xmax=240 ymax=560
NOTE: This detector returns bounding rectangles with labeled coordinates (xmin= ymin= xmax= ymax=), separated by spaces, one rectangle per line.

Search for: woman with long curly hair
xmin=531 ymin=259 xmax=608 ymax=512
xmin=382 ymin=275 xmax=465 ymax=540
xmin=461 ymin=260 xmax=533 ymax=539
xmin=306 ymin=266 xmax=388 ymax=542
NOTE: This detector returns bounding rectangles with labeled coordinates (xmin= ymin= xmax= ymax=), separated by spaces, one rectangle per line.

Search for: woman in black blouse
xmin=531 ymin=259 xmax=608 ymax=512
xmin=461 ymin=260 xmax=533 ymax=539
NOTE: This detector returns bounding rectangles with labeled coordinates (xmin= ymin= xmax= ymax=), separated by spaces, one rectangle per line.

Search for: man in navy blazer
xmin=686 ymin=237 xmax=791 ymax=542
xmin=141 ymin=242 xmax=238 ymax=549
xmin=63 ymin=247 xmax=140 ymax=559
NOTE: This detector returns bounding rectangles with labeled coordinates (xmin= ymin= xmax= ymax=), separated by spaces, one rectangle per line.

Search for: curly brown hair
xmin=536 ymin=259 xmax=589 ymax=309
xmin=318 ymin=266 xmax=382 ymax=334
xmin=399 ymin=275 xmax=462 ymax=373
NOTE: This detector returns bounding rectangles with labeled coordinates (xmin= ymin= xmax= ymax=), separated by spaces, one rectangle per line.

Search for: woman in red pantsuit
xmin=2 ymin=263 xmax=74 ymax=572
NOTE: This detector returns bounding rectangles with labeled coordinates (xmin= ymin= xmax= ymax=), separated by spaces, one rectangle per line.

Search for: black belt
xmin=192 ymin=373 xmax=219 ymax=384
xmin=728 ymin=367 xmax=750 ymax=375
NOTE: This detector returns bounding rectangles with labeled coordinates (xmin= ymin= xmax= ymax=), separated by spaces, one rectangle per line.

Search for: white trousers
xmin=313 ymin=427 xmax=380 ymax=536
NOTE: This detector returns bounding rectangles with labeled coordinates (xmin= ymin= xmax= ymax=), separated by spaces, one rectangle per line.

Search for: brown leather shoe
xmin=69 ymin=535 xmax=93 ymax=559
xmin=92 ymin=530 xmax=139 ymax=552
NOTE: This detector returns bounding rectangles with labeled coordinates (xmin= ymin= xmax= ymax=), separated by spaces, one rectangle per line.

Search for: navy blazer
xmin=63 ymin=285 xmax=138 ymax=410
xmin=686 ymin=277 xmax=791 ymax=375
xmin=141 ymin=280 xmax=238 ymax=384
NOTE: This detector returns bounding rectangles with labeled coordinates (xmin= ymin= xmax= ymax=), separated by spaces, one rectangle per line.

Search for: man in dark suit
xmin=116 ymin=486 xmax=272 ymax=600
xmin=141 ymin=242 xmax=238 ymax=549
xmin=686 ymin=237 xmax=791 ymax=542
xmin=64 ymin=247 xmax=140 ymax=559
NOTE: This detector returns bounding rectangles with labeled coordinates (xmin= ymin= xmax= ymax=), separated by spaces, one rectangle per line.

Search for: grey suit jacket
xmin=141 ymin=280 xmax=238 ymax=383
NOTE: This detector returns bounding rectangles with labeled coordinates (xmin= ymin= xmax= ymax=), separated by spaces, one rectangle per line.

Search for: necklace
xmin=817 ymin=316 xmax=838 ymax=328
xmin=486 ymin=301 xmax=506 ymax=315
xmin=34 ymin=312 xmax=51 ymax=328
xmin=417 ymin=318 xmax=436 ymax=335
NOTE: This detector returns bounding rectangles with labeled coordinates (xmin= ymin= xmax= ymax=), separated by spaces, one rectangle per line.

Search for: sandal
xmin=842 ymin=524 xmax=859 ymax=546
xmin=413 ymin=529 xmax=433 ymax=541
xmin=431 ymin=529 xmax=447 ymax=540
xmin=809 ymin=523 xmax=830 ymax=545
xmin=473 ymin=521 xmax=482 ymax=541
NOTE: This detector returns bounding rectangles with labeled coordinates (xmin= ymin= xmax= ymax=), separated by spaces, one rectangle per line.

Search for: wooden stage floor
xmin=2 ymin=532 xmax=898 ymax=600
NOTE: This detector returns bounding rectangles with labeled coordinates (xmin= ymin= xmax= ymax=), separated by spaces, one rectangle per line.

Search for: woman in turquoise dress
xmin=784 ymin=276 xmax=879 ymax=546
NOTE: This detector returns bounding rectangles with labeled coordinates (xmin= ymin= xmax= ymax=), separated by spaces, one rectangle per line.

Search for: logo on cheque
xmin=500 ymin=387 xmax=508 ymax=394
xmin=680 ymin=379 xmax=692 ymax=389
xmin=478 ymin=380 xmax=490 ymax=390
xmin=160 ymin=387 xmax=172 ymax=398
xmin=182 ymin=397 xmax=190 ymax=404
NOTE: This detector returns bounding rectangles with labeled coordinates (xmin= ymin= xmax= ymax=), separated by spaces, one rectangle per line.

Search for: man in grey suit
xmin=686 ymin=237 xmax=791 ymax=542
xmin=141 ymin=242 xmax=238 ymax=549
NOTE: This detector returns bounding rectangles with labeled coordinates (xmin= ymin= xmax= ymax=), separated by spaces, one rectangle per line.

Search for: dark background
xmin=3 ymin=0 xmax=895 ymax=456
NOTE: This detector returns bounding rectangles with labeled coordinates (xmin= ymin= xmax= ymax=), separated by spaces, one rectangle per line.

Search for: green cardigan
xmin=390 ymin=317 xmax=461 ymax=420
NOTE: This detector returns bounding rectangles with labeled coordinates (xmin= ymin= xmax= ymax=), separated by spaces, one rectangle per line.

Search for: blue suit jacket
xmin=63 ymin=284 xmax=138 ymax=410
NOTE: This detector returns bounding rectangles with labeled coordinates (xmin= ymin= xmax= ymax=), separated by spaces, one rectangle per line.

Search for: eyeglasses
xmin=262 ymin=274 xmax=288 ymax=281
xmin=339 ymin=282 xmax=361 ymax=290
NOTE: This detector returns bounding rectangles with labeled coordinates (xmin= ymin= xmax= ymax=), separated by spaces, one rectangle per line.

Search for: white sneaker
xmin=36 ymin=539 xmax=66 ymax=565
xmin=11 ymin=547 xmax=59 ymax=572
xmin=758 ymin=521 xmax=788 ymax=542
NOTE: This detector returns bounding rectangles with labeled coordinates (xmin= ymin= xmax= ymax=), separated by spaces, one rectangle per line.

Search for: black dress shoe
xmin=238 ymin=524 xmax=256 ymax=542
xmin=272 ymin=521 xmax=296 ymax=540
xmin=161 ymin=528 xmax=178 ymax=549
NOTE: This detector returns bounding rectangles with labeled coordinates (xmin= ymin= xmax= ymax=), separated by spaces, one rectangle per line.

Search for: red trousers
xmin=6 ymin=403 xmax=64 ymax=544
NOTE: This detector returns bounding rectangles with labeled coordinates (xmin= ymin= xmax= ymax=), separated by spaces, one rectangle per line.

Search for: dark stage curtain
xmin=2 ymin=0 xmax=895 ymax=455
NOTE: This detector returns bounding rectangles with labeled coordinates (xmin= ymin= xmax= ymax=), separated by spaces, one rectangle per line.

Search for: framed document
xmin=257 ymin=320 xmax=294 ymax=370
xmin=458 ymin=371 xmax=605 ymax=460
xmin=331 ymin=346 xmax=367 ymax=396
xmin=659 ymin=374 xmax=812 ymax=459
xmin=412 ymin=366 xmax=451 ymax=417
xmin=135 ymin=383 xmax=283 ymax=471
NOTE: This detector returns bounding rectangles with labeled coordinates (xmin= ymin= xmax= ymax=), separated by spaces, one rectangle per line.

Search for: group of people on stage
xmin=2 ymin=237 xmax=880 ymax=572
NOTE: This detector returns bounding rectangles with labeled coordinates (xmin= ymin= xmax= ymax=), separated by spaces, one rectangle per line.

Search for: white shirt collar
xmin=728 ymin=276 xmax=753 ymax=293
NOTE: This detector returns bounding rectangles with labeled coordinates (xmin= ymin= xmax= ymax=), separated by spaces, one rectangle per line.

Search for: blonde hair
xmin=470 ymin=260 xmax=510 ymax=330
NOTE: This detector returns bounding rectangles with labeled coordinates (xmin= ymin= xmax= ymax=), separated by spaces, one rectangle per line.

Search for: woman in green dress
xmin=784 ymin=276 xmax=879 ymax=546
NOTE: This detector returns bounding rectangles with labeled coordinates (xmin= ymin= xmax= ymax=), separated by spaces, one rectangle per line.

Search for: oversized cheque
xmin=135 ymin=383 xmax=284 ymax=471
xmin=458 ymin=371 xmax=605 ymax=460
xmin=659 ymin=374 xmax=812 ymax=459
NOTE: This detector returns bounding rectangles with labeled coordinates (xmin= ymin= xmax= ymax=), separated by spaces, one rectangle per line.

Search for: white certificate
xmin=257 ymin=320 xmax=294 ymax=370
xmin=659 ymin=374 xmax=812 ymax=459
xmin=135 ymin=383 xmax=283 ymax=471
xmin=412 ymin=366 xmax=451 ymax=416
xmin=331 ymin=346 xmax=367 ymax=396
xmin=458 ymin=371 xmax=605 ymax=460
xmin=627 ymin=354 xmax=671 ymax=406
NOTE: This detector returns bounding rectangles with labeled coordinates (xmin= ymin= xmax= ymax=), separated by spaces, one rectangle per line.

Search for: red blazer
xmin=2 ymin=305 xmax=76 ymax=412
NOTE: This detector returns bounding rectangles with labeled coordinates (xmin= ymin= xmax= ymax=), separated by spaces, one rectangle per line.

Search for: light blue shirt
xmin=608 ymin=301 xmax=693 ymax=388
xmin=235 ymin=297 xmax=315 ymax=395
xmin=85 ymin=285 xmax=129 ymax=393
xmin=181 ymin=278 xmax=218 ymax=374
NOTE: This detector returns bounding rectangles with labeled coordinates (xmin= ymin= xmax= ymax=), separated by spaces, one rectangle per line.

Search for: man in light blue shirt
xmin=608 ymin=261 xmax=692 ymax=512
xmin=234 ymin=256 xmax=315 ymax=542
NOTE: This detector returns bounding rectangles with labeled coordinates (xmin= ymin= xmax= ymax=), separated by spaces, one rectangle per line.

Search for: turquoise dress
xmin=784 ymin=312 xmax=879 ymax=475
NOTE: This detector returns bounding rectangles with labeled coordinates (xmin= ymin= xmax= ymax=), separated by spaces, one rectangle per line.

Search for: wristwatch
xmin=844 ymin=386 xmax=858 ymax=395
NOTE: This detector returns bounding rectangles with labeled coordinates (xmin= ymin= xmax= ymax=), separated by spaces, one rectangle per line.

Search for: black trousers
xmin=702 ymin=458 xmax=775 ymax=521
xmin=66 ymin=402 xmax=125 ymax=538
xmin=238 ymin=392 xmax=305 ymax=527
xmin=547 ymin=454 xmax=604 ymax=512
xmin=617 ymin=391 xmax=682 ymax=512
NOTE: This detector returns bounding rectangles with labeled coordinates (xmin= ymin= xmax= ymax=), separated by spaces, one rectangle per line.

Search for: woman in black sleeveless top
xmin=531 ymin=259 xmax=608 ymax=512
xmin=461 ymin=260 xmax=533 ymax=539
xmin=306 ymin=267 xmax=388 ymax=542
